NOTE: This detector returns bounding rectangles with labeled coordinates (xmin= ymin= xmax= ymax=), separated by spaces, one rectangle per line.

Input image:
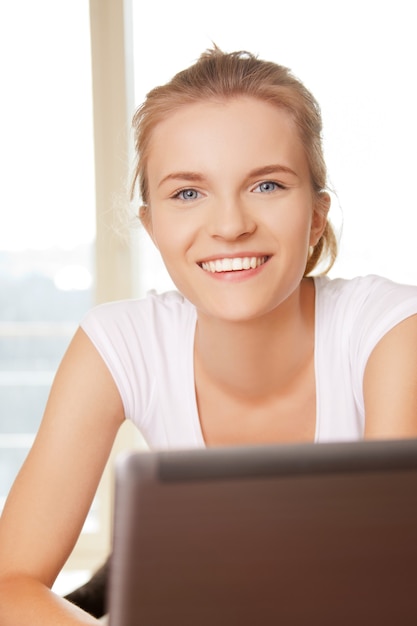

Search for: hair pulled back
xmin=131 ymin=47 xmax=337 ymax=275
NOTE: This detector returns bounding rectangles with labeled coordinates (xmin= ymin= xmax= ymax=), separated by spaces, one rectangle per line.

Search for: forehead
xmin=146 ymin=97 xmax=310 ymax=184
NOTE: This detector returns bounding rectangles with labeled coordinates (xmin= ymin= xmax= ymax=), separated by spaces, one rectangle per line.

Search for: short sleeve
xmin=348 ymin=275 xmax=417 ymax=415
xmin=314 ymin=274 xmax=417 ymax=442
xmin=80 ymin=299 xmax=156 ymax=423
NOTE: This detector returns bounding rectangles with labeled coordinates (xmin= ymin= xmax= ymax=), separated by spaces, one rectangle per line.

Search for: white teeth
xmin=201 ymin=256 xmax=268 ymax=273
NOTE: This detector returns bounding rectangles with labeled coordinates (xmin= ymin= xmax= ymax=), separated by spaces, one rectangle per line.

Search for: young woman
xmin=1 ymin=47 xmax=417 ymax=625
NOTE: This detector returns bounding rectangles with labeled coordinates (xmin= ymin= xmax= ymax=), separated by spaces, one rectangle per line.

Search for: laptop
xmin=109 ymin=438 xmax=417 ymax=625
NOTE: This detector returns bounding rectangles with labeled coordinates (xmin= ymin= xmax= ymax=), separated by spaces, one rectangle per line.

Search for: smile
xmin=200 ymin=256 xmax=269 ymax=273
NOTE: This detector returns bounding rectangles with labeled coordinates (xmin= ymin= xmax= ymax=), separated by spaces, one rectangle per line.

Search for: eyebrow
xmin=157 ymin=164 xmax=299 ymax=188
xmin=158 ymin=171 xmax=207 ymax=188
xmin=247 ymin=164 xmax=299 ymax=179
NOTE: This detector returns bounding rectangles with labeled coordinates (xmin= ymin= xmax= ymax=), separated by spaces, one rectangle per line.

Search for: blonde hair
xmin=131 ymin=47 xmax=337 ymax=275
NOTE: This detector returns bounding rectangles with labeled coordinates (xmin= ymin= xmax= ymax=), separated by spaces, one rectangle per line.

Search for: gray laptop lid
xmin=109 ymin=439 xmax=417 ymax=626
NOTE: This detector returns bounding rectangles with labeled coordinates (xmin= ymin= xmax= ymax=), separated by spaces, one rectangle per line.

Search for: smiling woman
xmin=142 ymin=96 xmax=328 ymax=321
xmin=1 ymin=46 xmax=417 ymax=626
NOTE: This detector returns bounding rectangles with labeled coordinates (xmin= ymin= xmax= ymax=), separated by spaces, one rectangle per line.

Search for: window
xmin=0 ymin=0 xmax=97 ymax=591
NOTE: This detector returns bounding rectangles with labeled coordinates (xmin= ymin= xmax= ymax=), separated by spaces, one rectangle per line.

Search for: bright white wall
xmin=132 ymin=0 xmax=417 ymax=291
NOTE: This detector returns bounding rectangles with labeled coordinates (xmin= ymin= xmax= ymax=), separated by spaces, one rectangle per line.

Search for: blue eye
xmin=254 ymin=181 xmax=281 ymax=193
xmin=174 ymin=188 xmax=200 ymax=201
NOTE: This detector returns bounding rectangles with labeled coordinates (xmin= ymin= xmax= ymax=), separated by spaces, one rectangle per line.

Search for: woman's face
xmin=144 ymin=97 xmax=327 ymax=322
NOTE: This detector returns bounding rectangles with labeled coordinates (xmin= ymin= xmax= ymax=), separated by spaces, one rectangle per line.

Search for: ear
xmin=310 ymin=192 xmax=330 ymax=246
xmin=139 ymin=204 xmax=151 ymax=232
xmin=139 ymin=204 xmax=158 ymax=248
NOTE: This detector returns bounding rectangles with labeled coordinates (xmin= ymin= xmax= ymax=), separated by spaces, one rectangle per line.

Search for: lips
xmin=199 ymin=256 xmax=269 ymax=273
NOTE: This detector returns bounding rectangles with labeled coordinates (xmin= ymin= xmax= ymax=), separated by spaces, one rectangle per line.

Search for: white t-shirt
xmin=80 ymin=275 xmax=417 ymax=448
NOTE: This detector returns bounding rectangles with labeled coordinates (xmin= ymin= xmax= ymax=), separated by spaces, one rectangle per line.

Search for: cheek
xmin=151 ymin=206 xmax=201 ymax=252
xmin=265 ymin=202 xmax=313 ymax=246
xmin=291 ymin=199 xmax=315 ymax=243
xmin=150 ymin=215 xmax=188 ymax=266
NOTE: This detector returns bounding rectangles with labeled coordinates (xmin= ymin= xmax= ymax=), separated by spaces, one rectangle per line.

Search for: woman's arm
xmin=0 ymin=328 xmax=125 ymax=625
xmin=364 ymin=313 xmax=417 ymax=439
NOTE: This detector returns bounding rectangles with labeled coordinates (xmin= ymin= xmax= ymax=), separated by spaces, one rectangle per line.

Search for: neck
xmin=194 ymin=278 xmax=316 ymax=401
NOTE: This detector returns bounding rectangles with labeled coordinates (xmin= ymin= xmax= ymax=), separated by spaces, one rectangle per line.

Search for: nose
xmin=207 ymin=195 xmax=256 ymax=241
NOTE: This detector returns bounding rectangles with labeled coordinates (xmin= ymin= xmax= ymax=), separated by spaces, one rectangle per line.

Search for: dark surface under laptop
xmin=109 ymin=438 xmax=417 ymax=626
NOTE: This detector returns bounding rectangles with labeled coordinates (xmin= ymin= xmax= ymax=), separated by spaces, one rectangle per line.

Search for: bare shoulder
xmin=48 ymin=326 xmax=124 ymax=423
xmin=364 ymin=313 xmax=417 ymax=439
